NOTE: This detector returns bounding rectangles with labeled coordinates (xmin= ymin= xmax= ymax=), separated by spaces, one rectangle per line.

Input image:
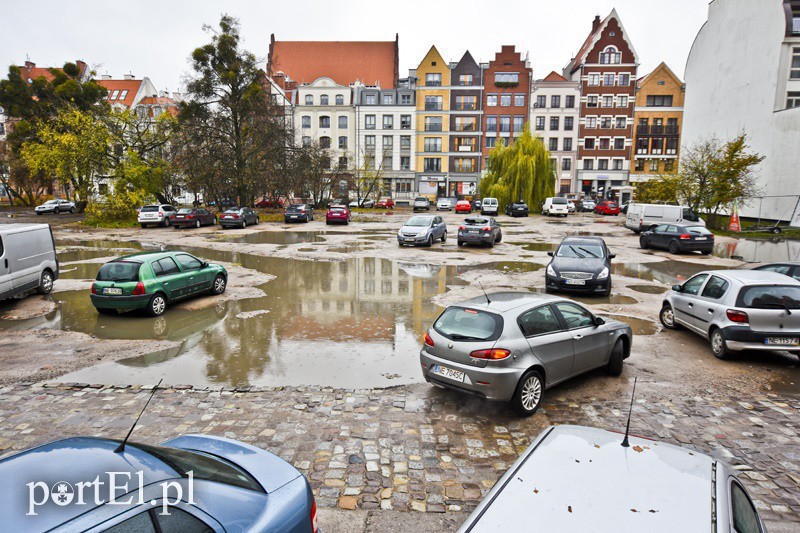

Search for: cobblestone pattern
xmin=0 ymin=383 xmax=798 ymax=526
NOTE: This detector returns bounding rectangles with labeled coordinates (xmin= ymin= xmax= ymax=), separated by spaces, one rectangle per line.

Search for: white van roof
xmin=0 ymin=223 xmax=51 ymax=235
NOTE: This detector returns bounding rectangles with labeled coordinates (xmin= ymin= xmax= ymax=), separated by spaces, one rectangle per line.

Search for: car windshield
xmin=140 ymin=206 xmax=160 ymax=212
xmin=130 ymin=442 xmax=264 ymax=493
xmin=686 ymin=226 xmax=712 ymax=235
xmin=434 ymin=307 xmax=503 ymax=341
xmin=415 ymin=197 xmax=427 ymax=202
xmin=43 ymin=200 xmax=58 ymax=205
xmin=683 ymin=208 xmax=700 ymax=222
xmin=405 ymin=217 xmax=432 ymax=227
xmin=738 ymin=286 xmax=800 ymax=309
xmin=556 ymin=243 xmax=605 ymax=259
xmin=177 ymin=208 xmax=194 ymax=214
xmin=96 ymin=261 xmax=141 ymax=282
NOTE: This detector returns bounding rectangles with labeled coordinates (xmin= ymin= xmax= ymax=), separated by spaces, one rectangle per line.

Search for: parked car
xmin=752 ymin=261 xmax=800 ymax=281
xmin=455 ymin=200 xmax=472 ymax=214
xmin=169 ymin=208 xmax=217 ymax=228
xmin=640 ymin=224 xmax=714 ymax=254
xmin=546 ymin=236 xmax=615 ymax=296
xmin=0 ymin=434 xmax=318 ymax=532
xmin=255 ymin=198 xmax=284 ymax=208
xmin=285 ymin=204 xmax=314 ymax=223
xmin=436 ymin=197 xmax=453 ymax=211
xmin=413 ymin=196 xmax=431 ymax=212
xmin=567 ymin=200 xmax=576 ymax=213
xmin=397 ymin=215 xmax=447 ymax=247
xmin=620 ymin=201 xmax=631 ymax=214
xmin=542 ymin=197 xmax=569 ymax=216
xmin=480 ymin=198 xmax=499 ymax=216
xmin=660 ymin=269 xmax=800 ymax=359
xmin=594 ymin=200 xmax=621 ymax=215
xmin=138 ymin=204 xmax=177 ymax=228
xmin=625 ymin=203 xmax=705 ymax=233
xmin=505 ymin=201 xmax=529 ymax=217
xmin=459 ymin=424 xmax=765 ymax=533
xmin=457 ymin=216 xmax=502 ymax=247
xmin=472 ymin=198 xmax=482 ymax=212
xmin=91 ymin=251 xmax=227 ymax=317
xmin=349 ymin=199 xmax=374 ymax=208
xmin=0 ymin=224 xmax=58 ymax=300
xmin=420 ymin=292 xmax=631 ymax=415
xmin=35 ymin=199 xmax=75 ymax=215
xmin=580 ymin=199 xmax=597 ymax=212
xmin=326 ymin=204 xmax=351 ymax=225
xmin=220 ymin=207 xmax=259 ymax=229
xmin=376 ymin=197 xmax=395 ymax=209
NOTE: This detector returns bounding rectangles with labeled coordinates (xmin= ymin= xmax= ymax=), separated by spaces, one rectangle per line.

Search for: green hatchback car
xmin=90 ymin=251 xmax=227 ymax=317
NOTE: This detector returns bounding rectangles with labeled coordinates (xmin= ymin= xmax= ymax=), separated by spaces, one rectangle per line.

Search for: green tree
xmin=479 ymin=129 xmax=554 ymax=212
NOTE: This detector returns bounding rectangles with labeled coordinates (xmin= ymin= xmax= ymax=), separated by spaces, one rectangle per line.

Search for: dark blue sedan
xmin=0 ymin=434 xmax=318 ymax=532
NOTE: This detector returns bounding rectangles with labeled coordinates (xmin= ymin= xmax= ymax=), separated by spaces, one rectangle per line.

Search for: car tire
xmin=69 ymin=207 xmax=75 ymax=214
xmin=511 ymin=370 xmax=544 ymax=417
xmin=659 ymin=304 xmax=679 ymax=329
xmin=639 ymin=236 xmax=649 ymax=249
xmin=710 ymin=328 xmax=731 ymax=360
xmin=255 ymin=217 xmax=259 ymax=225
xmin=495 ymin=232 xmax=502 ymax=243
xmin=668 ymin=240 xmax=680 ymax=254
xmin=141 ymin=223 xmax=147 ymax=229
xmin=147 ymin=293 xmax=167 ymax=317
xmin=211 ymin=274 xmax=227 ymax=295
xmin=242 ymin=220 xmax=247 ymax=229
xmin=441 ymin=231 xmax=447 ymax=243
xmin=701 ymin=250 xmax=711 ymax=255
xmin=195 ymin=220 xmax=201 ymax=229
xmin=604 ymin=282 xmax=612 ymax=297
xmin=426 ymin=235 xmax=433 ymax=247
xmin=36 ymin=270 xmax=54 ymax=295
xmin=54 ymin=208 xmax=60 ymax=215
xmin=607 ymin=339 xmax=625 ymax=376
xmin=36 ymin=212 xmax=42 ymax=216
xmin=457 ymin=240 xmax=464 ymax=246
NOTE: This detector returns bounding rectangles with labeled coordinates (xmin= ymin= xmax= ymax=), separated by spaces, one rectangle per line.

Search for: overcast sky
xmin=1 ymin=0 xmax=709 ymax=94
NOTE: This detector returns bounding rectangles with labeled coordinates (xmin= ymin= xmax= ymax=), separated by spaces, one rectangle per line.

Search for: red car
xmin=169 ymin=207 xmax=217 ymax=228
xmin=455 ymin=200 xmax=472 ymax=214
xmin=376 ymin=197 xmax=395 ymax=209
xmin=326 ymin=205 xmax=351 ymax=225
xmin=256 ymin=198 xmax=284 ymax=208
xmin=594 ymin=200 xmax=620 ymax=216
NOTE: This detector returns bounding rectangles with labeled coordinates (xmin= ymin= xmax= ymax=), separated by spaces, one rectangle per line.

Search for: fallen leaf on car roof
xmin=632 ymin=445 xmax=644 ymax=453
xmin=567 ymin=506 xmax=572 ymax=513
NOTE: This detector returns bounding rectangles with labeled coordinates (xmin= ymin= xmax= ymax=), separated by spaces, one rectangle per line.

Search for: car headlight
xmin=597 ymin=267 xmax=609 ymax=280
xmin=546 ymin=264 xmax=557 ymax=277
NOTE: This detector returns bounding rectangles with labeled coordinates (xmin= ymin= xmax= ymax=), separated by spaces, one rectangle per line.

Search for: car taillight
xmin=470 ymin=348 xmax=511 ymax=360
xmin=310 ymin=500 xmax=318 ymax=533
xmin=91 ymin=284 xmax=97 ymax=294
xmin=680 ymin=233 xmax=692 ymax=239
xmin=459 ymin=225 xmax=465 ymax=231
xmin=726 ymin=309 xmax=749 ymax=323
xmin=132 ymin=282 xmax=145 ymax=295
xmin=424 ymin=332 xmax=435 ymax=347
xmin=483 ymin=226 xmax=491 ymax=232
xmin=158 ymin=211 xmax=163 ymax=217
xmin=302 ymin=209 xmax=306 ymax=214
xmin=232 ymin=214 xmax=239 ymax=219
xmin=187 ymin=214 xmax=195 ymax=219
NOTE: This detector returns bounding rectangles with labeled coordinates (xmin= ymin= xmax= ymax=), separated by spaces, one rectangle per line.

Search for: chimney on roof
xmin=172 ymin=92 xmax=182 ymax=102
xmin=159 ymin=90 xmax=167 ymax=97
xmin=101 ymin=74 xmax=111 ymax=80
xmin=592 ymin=15 xmax=601 ymax=33
xmin=124 ymin=73 xmax=134 ymax=80
xmin=24 ymin=61 xmax=35 ymax=70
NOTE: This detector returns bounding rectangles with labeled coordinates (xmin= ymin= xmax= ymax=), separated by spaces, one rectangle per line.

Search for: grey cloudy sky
xmin=0 ymin=0 xmax=709 ymax=94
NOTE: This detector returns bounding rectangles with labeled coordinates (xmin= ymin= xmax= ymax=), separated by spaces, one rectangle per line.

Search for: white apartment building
xmin=531 ymin=72 xmax=581 ymax=195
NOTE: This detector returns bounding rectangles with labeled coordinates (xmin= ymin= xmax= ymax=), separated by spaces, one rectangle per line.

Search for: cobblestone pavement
xmin=0 ymin=382 xmax=798 ymax=530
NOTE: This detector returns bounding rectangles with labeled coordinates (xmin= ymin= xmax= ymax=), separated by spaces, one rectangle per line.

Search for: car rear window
xmin=223 ymin=208 xmax=240 ymax=214
xmin=737 ymin=286 xmax=800 ymax=309
xmin=464 ymin=217 xmax=489 ymax=225
xmin=552 ymin=197 xmax=568 ymax=205
xmin=140 ymin=206 xmax=159 ymax=212
xmin=433 ymin=307 xmax=503 ymax=341
xmin=97 ymin=261 xmax=141 ymax=282
xmin=177 ymin=208 xmax=194 ymax=214
xmin=329 ymin=207 xmax=345 ymax=213
xmin=686 ymin=226 xmax=712 ymax=235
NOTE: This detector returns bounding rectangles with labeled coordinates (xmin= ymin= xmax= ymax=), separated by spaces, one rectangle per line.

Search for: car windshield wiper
xmin=567 ymin=246 xmax=585 ymax=258
xmin=577 ymin=247 xmax=601 ymax=258
xmin=448 ymin=333 xmax=484 ymax=341
xmin=754 ymin=302 xmax=793 ymax=315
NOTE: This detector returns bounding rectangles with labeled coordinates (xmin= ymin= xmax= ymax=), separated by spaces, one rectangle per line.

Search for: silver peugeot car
xmin=420 ymin=292 xmax=633 ymax=415
xmin=660 ymin=269 xmax=800 ymax=359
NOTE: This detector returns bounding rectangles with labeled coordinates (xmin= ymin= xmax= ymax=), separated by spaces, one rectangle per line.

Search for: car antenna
xmin=621 ymin=377 xmax=637 ymax=448
xmin=477 ymin=281 xmax=491 ymax=305
xmin=115 ymin=379 xmax=163 ymax=454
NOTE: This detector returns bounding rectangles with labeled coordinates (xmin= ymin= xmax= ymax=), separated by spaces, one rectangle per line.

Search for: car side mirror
xmin=609 ymin=253 xmax=616 ymax=259
xmin=672 ymin=284 xmax=682 ymax=292
xmin=594 ymin=317 xmax=606 ymax=326
xmin=547 ymin=251 xmax=554 ymax=257
xmin=202 ymin=261 xmax=209 ymax=268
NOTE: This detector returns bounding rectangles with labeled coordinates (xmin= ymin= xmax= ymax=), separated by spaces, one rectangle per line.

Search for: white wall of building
xmin=295 ymin=77 xmax=355 ymax=170
xmin=531 ymin=81 xmax=581 ymax=194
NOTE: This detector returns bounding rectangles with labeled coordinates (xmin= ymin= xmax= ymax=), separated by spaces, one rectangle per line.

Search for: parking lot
xmin=1 ymin=206 xmax=799 ymax=530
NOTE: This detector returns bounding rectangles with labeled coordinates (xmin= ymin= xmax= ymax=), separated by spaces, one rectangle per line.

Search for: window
xmin=382 ymin=152 xmax=392 ymax=169
xmin=535 ymin=95 xmax=546 ymax=108
xmin=583 ymin=159 xmax=594 ymax=170
xmin=400 ymin=156 xmax=410 ymax=170
xmin=487 ymin=116 xmax=498 ymax=132
xmin=400 ymin=135 xmax=411 ymax=149
xmin=563 ymin=138 xmax=573 ymax=151
xmin=598 ymin=159 xmax=609 ymax=170
xmin=176 ymin=254 xmax=202 ymax=272
xmin=499 ymin=116 xmax=511 ymax=132
xmin=636 ymin=138 xmax=649 ymax=154
xmin=612 ymin=159 xmax=623 ymax=170
xmin=459 ymin=74 xmax=473 ymax=86
xmin=566 ymin=95 xmax=575 ymax=108
xmin=791 ymin=47 xmax=800 ymax=79
xmin=646 ymin=95 xmax=674 ymax=107
xmin=425 ymin=73 xmax=442 ymax=86
xmin=584 ymin=138 xmax=596 ymax=149
xmin=731 ymin=482 xmax=762 ymax=533
xmin=423 ymin=158 xmax=441 ymax=172
xmin=305 ymin=95 xmax=313 ymax=105
xmin=365 ymin=94 xmax=376 ymax=105
xmin=603 ymin=73 xmax=616 ymax=86
xmin=338 ymin=116 xmax=347 ymax=128
xmin=400 ymin=114 xmax=411 ymax=129
xmin=635 ymin=159 xmax=645 ymax=171
xmin=618 ymin=73 xmax=630 ymax=86
xmin=554 ymin=302 xmax=595 ymax=329
xmin=615 ymin=117 xmax=627 ymax=129
xmin=788 ymin=91 xmax=800 ymax=108
xmin=383 ymin=94 xmax=394 ymax=104
xmin=588 ymin=73 xmax=600 ymax=86
xmin=587 ymin=95 xmax=598 ymax=108
xmin=383 ymin=115 xmax=394 ymax=129
xmin=425 ymin=95 xmax=443 ymax=110
xmin=500 ymin=94 xmax=512 ymax=106
xmin=617 ymin=95 xmax=628 ymax=107
xmin=666 ymin=137 xmax=678 ymax=155
xmin=599 ymin=138 xmax=610 ymax=150
xmin=562 ymin=158 xmax=571 ymax=170
xmin=495 ymin=72 xmax=519 ymax=84
xmin=651 ymin=137 xmax=664 ymax=154
xmin=564 ymin=117 xmax=574 ymax=131
xmin=549 ymin=138 xmax=558 ymax=151
xmin=365 ymin=115 xmax=376 ymax=129
xmin=550 ymin=117 xmax=559 ymax=130
xmin=664 ymin=159 xmax=675 ymax=172
xmin=110 ymin=89 xmax=120 ymax=100
xmin=320 ymin=95 xmax=329 ymax=105
xmin=519 ymin=305 xmax=563 ymax=337
xmin=700 ymin=275 xmax=729 ymax=299
xmin=301 ymin=115 xmax=311 ymax=128
xmin=365 ymin=135 xmax=375 ymax=150
xmin=455 ymin=117 xmax=477 ymax=131
xmin=534 ymin=117 xmax=545 ymax=131
xmin=513 ymin=116 xmax=525 ymax=132
xmin=454 ymin=158 xmax=475 ymax=172
xmin=455 ymin=95 xmax=477 ymax=110
xmin=401 ymin=93 xmax=412 ymax=105
xmin=487 ymin=94 xmax=498 ymax=106
xmin=319 ymin=116 xmax=331 ymax=128
xmin=319 ymin=136 xmax=331 ymax=149
xmin=649 ymin=159 xmax=659 ymax=171
xmin=338 ymin=136 xmax=347 ymax=149
xmin=302 ymin=136 xmax=311 ymax=146
xmin=383 ymin=135 xmax=393 ymax=150
xmin=424 ymin=137 xmax=442 ymax=152
xmin=339 ymin=156 xmax=348 ymax=170
xmin=157 ymin=257 xmax=180 ymax=276
xmin=600 ymin=117 xmax=612 ymax=129
xmin=614 ymin=138 xmax=625 ymax=150
xmin=586 ymin=117 xmax=597 ymax=129
xmin=336 ymin=94 xmax=344 ymax=105
xmin=600 ymin=46 xmax=621 ymax=64
xmin=514 ymin=94 xmax=525 ymax=107
xmin=424 ymin=116 xmax=442 ymax=131
xmin=455 ymin=137 xmax=476 ymax=151
xmin=602 ymin=95 xmax=614 ymax=108
xmin=551 ymin=95 xmax=561 ymax=108
xmin=119 ymin=90 xmax=128 ymax=100
xmin=486 ymin=136 xmax=497 ymax=149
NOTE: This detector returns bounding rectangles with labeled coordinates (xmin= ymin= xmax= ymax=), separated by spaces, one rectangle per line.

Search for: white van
xmin=625 ymin=204 xmax=704 ymax=233
xmin=542 ymin=197 xmax=569 ymax=217
xmin=481 ymin=198 xmax=499 ymax=216
xmin=0 ymin=224 xmax=59 ymax=300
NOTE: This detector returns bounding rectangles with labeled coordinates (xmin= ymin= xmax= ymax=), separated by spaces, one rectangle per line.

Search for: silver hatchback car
xmin=660 ymin=269 xmax=800 ymax=359
xmin=420 ymin=292 xmax=633 ymax=415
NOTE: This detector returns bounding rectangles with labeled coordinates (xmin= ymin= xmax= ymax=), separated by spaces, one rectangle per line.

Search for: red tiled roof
xmin=269 ymin=36 xmax=399 ymax=88
xmin=542 ymin=71 xmax=567 ymax=82
xmin=97 ymin=79 xmax=142 ymax=108
xmin=15 ymin=60 xmax=88 ymax=83
xmin=137 ymin=96 xmax=179 ymax=117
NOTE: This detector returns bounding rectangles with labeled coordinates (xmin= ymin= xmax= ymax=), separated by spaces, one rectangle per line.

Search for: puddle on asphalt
xmin=58 ymin=238 xmax=146 ymax=250
xmin=58 ymin=248 xmax=131 ymax=263
xmin=527 ymin=288 xmax=638 ymax=305
xmin=509 ymin=242 xmax=555 ymax=252
xmin=713 ymin=238 xmax=800 ymax=263
xmin=612 ymin=260 xmax=719 ymax=286
xmin=566 ymin=231 xmax=616 ymax=238
xmin=227 ymin=231 xmax=326 ymax=245
xmin=328 ymin=245 xmax=377 ymax=254
xmin=628 ymin=284 xmax=669 ymax=295
xmin=598 ymin=314 xmax=659 ymax=335
xmin=59 ymin=263 xmax=101 ymax=280
xmin=473 ymin=261 xmax=544 ymax=273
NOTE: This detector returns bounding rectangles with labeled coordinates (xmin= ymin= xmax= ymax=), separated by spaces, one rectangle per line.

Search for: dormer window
xmin=600 ymin=46 xmax=621 ymax=64
xmin=119 ymin=90 xmax=128 ymax=100
xmin=110 ymin=90 xmax=120 ymax=100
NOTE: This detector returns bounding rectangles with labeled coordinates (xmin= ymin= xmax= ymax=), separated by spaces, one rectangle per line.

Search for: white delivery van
xmin=0 ymin=224 xmax=59 ymax=300
xmin=542 ymin=197 xmax=569 ymax=217
xmin=625 ymin=204 xmax=705 ymax=233
xmin=481 ymin=198 xmax=499 ymax=216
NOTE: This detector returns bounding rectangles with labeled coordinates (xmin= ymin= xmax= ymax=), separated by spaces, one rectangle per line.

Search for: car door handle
xmin=3 ymin=259 xmax=6 ymax=269
xmin=573 ymin=334 xmax=583 ymax=340
xmin=708 ymin=308 xmax=714 ymax=313
xmin=688 ymin=303 xmax=693 ymax=308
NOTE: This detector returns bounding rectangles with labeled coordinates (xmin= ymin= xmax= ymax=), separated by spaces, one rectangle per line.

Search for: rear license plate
xmin=291 ymin=215 xmax=298 ymax=219
xmin=102 ymin=288 xmax=122 ymax=295
xmin=565 ymin=279 xmax=586 ymax=285
xmin=224 ymin=215 xmax=233 ymax=219
xmin=765 ymin=337 xmax=799 ymax=346
xmin=432 ymin=364 xmax=465 ymax=383
xmin=176 ymin=215 xmax=185 ymax=219
xmin=468 ymin=230 xmax=478 ymax=234
xmin=695 ymin=237 xmax=707 ymax=241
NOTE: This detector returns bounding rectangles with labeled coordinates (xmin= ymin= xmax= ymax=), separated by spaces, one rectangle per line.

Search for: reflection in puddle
xmin=598 ymin=314 xmax=659 ymax=335
xmin=572 ymin=294 xmax=638 ymax=305
xmin=58 ymin=248 xmax=128 ymax=263
xmin=473 ymin=261 xmax=544 ymax=273
xmin=59 ymin=263 xmax=101 ymax=280
xmin=628 ymin=284 xmax=669 ymax=295
xmin=714 ymin=238 xmax=800 ymax=263
xmin=509 ymin=242 xmax=555 ymax=252
xmin=612 ymin=261 xmax=717 ymax=286
xmin=228 ymin=231 xmax=325 ymax=245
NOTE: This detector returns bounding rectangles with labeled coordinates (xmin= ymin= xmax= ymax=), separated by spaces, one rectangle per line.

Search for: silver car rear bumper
xmin=726 ymin=341 xmax=800 ymax=352
xmin=419 ymin=349 xmax=523 ymax=402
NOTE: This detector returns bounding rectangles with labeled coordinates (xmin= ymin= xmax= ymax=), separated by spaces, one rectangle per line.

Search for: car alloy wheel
xmin=36 ymin=270 xmax=54 ymax=295
xmin=212 ymin=275 xmax=226 ymax=295
xmin=195 ymin=220 xmax=201 ymax=229
xmin=54 ymin=208 xmax=60 ymax=215
xmin=659 ymin=304 xmax=677 ymax=329
xmin=639 ymin=236 xmax=649 ymax=249
xmin=148 ymin=294 xmax=167 ymax=317
xmin=514 ymin=371 xmax=543 ymax=416
xmin=668 ymin=240 xmax=679 ymax=254
xmin=710 ymin=329 xmax=730 ymax=360
xmin=242 ymin=220 xmax=247 ymax=228
xmin=441 ymin=231 xmax=447 ymax=243
xmin=69 ymin=207 xmax=75 ymax=214
xmin=426 ymin=235 xmax=433 ymax=247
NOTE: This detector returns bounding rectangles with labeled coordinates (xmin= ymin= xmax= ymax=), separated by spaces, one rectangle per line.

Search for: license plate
xmin=468 ymin=230 xmax=478 ymax=234
xmin=291 ymin=215 xmax=298 ymax=219
xmin=765 ymin=337 xmax=799 ymax=346
xmin=224 ymin=215 xmax=232 ymax=219
xmin=405 ymin=237 xmax=415 ymax=242
xmin=565 ymin=279 xmax=586 ymax=285
xmin=432 ymin=364 xmax=465 ymax=383
xmin=102 ymin=288 xmax=122 ymax=295
xmin=695 ymin=237 xmax=707 ymax=241
xmin=176 ymin=215 xmax=184 ymax=219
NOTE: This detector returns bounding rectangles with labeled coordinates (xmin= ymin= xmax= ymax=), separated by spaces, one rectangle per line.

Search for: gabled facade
xmin=565 ymin=9 xmax=638 ymax=202
xmin=448 ymin=51 xmax=483 ymax=196
xmin=415 ymin=46 xmax=451 ymax=197
xmin=96 ymin=75 xmax=159 ymax=110
xmin=483 ymin=45 xmax=532 ymax=163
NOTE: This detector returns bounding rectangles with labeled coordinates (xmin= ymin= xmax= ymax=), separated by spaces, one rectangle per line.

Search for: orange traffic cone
xmin=728 ymin=202 xmax=741 ymax=232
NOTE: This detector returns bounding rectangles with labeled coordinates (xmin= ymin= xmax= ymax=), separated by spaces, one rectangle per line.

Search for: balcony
xmin=453 ymin=103 xmax=477 ymax=111
xmin=637 ymin=125 xmax=680 ymax=136
xmin=424 ymin=125 xmax=443 ymax=132
xmin=424 ymin=103 xmax=443 ymax=111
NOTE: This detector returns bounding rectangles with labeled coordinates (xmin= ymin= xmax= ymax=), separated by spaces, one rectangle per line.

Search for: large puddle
xmin=612 ymin=260 xmax=720 ymax=286
xmin=713 ymin=238 xmax=800 ymax=263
